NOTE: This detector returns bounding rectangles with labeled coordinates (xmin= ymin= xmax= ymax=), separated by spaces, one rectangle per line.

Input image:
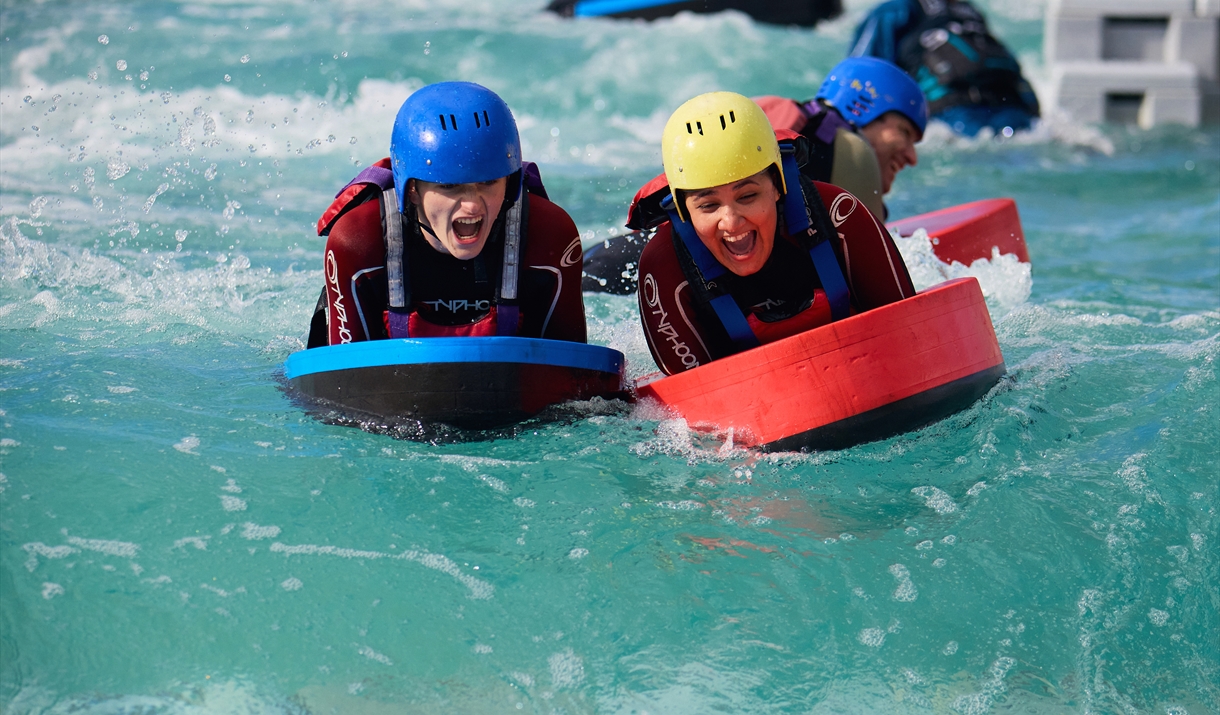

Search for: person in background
xmin=849 ymin=0 xmax=1039 ymax=136
xmin=307 ymin=82 xmax=587 ymax=348
xmin=633 ymin=92 xmax=914 ymax=375
xmin=754 ymin=56 xmax=928 ymax=220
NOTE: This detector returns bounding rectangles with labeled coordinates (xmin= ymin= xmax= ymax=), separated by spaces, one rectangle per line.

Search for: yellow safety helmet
xmin=661 ymin=91 xmax=786 ymax=221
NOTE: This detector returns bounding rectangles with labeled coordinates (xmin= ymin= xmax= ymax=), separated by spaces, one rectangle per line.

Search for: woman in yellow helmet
xmin=633 ymin=91 xmax=916 ymax=375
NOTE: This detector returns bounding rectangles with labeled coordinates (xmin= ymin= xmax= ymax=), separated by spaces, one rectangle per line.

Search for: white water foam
xmin=269 ymin=541 xmax=494 ymax=599
xmin=4 ymin=679 xmax=302 ymax=715
xmin=894 ymin=228 xmax=1033 ymax=319
xmin=912 ymin=486 xmax=960 ymax=515
xmin=21 ymin=542 xmax=77 ymax=572
xmin=0 ymin=219 xmax=317 ymax=345
xmin=65 ymin=535 xmax=139 ymax=558
xmin=548 ymin=648 xmax=586 ymax=689
xmin=917 ymin=109 xmax=1115 ymax=156
xmin=240 ymin=523 xmax=280 ymax=540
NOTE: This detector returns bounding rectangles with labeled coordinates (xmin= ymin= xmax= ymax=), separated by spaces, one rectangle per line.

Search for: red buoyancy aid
xmin=753 ymin=96 xmax=809 ymax=132
xmin=317 ymin=158 xmax=394 ymax=237
xmin=391 ymin=305 xmax=520 ymax=338
xmin=745 ymin=289 xmax=835 ymax=345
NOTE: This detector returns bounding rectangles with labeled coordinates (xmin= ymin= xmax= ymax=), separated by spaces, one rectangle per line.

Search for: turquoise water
xmin=1 ymin=1 xmax=1217 ymax=712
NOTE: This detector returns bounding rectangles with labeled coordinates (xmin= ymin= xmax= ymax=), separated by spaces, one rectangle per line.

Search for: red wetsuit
xmin=321 ymin=185 xmax=586 ymax=345
xmin=637 ymin=181 xmax=914 ymax=375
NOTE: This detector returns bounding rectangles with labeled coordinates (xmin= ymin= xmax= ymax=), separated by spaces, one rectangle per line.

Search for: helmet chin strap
xmin=416 ymin=215 xmax=441 ymax=242
xmin=406 ymin=180 xmax=443 ymax=243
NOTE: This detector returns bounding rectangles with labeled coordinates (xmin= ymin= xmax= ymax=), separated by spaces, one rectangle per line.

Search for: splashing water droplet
xmin=88 ymin=71 xmax=97 ymax=80
xmin=224 ymin=74 xmax=231 ymax=82
xmin=175 ymin=229 xmax=188 ymax=243
xmin=245 ymin=110 xmax=254 ymax=123
xmin=23 ymin=96 xmax=31 ymax=103
xmin=240 ymin=54 xmax=250 ymax=63
xmin=98 ymin=35 xmax=109 ymax=45
xmin=116 ymin=60 xmax=127 ymax=71
xmin=349 ymin=137 xmax=357 ymax=145
xmin=142 ymin=183 xmax=170 ymax=214
xmin=106 ymin=155 xmax=131 ymax=180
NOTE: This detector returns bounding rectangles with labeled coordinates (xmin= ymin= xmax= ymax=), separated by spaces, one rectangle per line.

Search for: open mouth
xmin=452 ymin=216 xmax=484 ymax=243
xmin=721 ymin=230 xmax=756 ymax=258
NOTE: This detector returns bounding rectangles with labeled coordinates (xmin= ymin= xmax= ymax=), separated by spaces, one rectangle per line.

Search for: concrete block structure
xmin=1045 ymin=0 xmax=1220 ymax=127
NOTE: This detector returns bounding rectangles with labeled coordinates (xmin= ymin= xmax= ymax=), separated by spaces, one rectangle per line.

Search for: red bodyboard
xmin=887 ymin=198 xmax=1029 ymax=265
xmin=635 ymin=278 xmax=1004 ymax=450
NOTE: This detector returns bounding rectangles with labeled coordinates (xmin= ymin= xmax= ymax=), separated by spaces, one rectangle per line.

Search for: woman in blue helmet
xmin=307 ymin=82 xmax=587 ymax=347
xmin=755 ymin=57 xmax=928 ymax=220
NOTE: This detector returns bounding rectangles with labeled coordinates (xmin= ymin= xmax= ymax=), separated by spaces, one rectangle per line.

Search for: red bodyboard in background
xmin=887 ymin=198 xmax=1029 ymax=265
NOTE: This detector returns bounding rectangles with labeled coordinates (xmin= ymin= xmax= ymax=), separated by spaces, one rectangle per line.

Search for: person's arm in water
xmin=518 ymin=194 xmax=588 ymax=343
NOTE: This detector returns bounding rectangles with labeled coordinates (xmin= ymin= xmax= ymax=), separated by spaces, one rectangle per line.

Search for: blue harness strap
xmin=810 ymin=240 xmax=850 ymax=321
xmin=660 ymin=194 xmax=760 ymax=351
xmin=780 ymin=147 xmax=851 ymax=322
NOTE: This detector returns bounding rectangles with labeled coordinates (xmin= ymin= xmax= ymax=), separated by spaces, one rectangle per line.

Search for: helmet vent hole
xmin=686 ymin=122 xmax=692 ymax=134
xmin=474 ymin=112 xmax=481 ymax=128
xmin=719 ymin=115 xmax=726 ymax=130
xmin=483 ymin=110 xmax=490 ymax=126
xmin=439 ymin=114 xmax=447 ymax=131
xmin=450 ymin=114 xmax=458 ymax=130
xmin=696 ymin=121 xmax=703 ymax=135
xmin=729 ymin=111 xmax=735 ymax=123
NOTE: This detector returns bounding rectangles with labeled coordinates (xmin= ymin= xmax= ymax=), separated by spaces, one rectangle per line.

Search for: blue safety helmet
xmin=816 ymin=57 xmax=928 ymax=138
xmin=389 ymin=81 xmax=522 ymax=213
